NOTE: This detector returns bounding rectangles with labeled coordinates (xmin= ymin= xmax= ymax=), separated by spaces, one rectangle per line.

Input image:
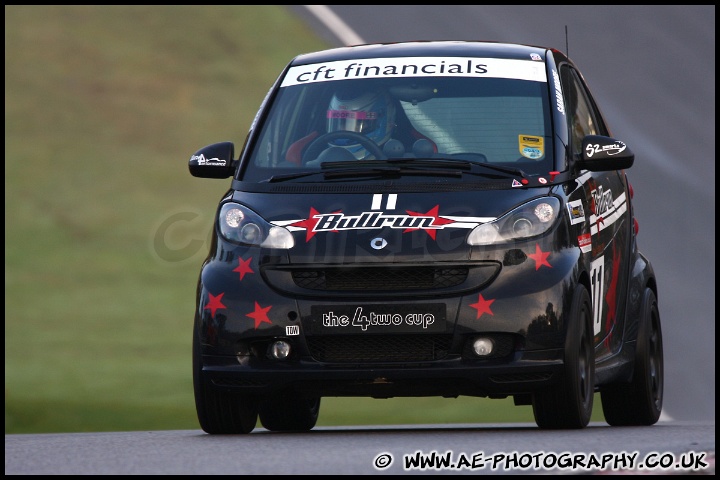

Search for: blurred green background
xmin=5 ymin=5 xmax=603 ymax=433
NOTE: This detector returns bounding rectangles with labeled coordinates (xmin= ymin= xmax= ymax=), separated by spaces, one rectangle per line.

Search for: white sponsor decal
xmin=578 ymin=233 xmax=592 ymax=253
xmin=371 ymin=193 xmax=396 ymax=210
xmin=281 ymin=57 xmax=547 ymax=87
xmin=191 ymin=154 xmax=226 ymax=166
xmin=585 ymin=141 xmax=627 ymax=158
xmin=590 ymin=256 xmax=605 ymax=335
xmin=590 ymin=189 xmax=627 ymax=235
xmin=551 ymin=69 xmax=565 ymax=115
xmin=272 ymin=194 xmax=497 ymax=233
xmin=313 ymin=211 xmax=437 ymax=232
xmin=322 ymin=307 xmax=436 ymax=331
xmin=567 ymin=199 xmax=586 ymax=225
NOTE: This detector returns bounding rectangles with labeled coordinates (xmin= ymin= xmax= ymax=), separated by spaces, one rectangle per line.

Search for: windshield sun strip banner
xmin=281 ymin=57 xmax=548 ymax=87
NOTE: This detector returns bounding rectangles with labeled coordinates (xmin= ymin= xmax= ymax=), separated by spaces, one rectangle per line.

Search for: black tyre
xmin=193 ymin=324 xmax=258 ymax=434
xmin=532 ymin=284 xmax=595 ymax=429
xmin=259 ymin=391 xmax=321 ymax=432
xmin=601 ymin=288 xmax=663 ymax=426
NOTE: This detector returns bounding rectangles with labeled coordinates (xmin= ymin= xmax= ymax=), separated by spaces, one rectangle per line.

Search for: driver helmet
xmin=326 ymin=89 xmax=396 ymax=159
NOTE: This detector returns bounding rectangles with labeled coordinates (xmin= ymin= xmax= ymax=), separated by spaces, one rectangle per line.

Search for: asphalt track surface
xmin=5 ymin=422 xmax=715 ymax=475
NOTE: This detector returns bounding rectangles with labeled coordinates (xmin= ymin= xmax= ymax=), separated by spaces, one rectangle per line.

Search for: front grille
xmin=292 ymin=267 xmax=468 ymax=291
xmin=306 ymin=334 xmax=452 ymax=363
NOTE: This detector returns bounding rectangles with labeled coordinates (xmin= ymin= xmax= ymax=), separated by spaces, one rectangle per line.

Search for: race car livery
xmin=188 ymin=41 xmax=663 ymax=433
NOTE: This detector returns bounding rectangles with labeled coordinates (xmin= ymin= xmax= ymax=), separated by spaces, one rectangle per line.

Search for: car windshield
xmin=241 ymin=57 xmax=554 ymax=182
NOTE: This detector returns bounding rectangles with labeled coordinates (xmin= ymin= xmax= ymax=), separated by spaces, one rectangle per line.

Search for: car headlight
xmin=467 ymin=197 xmax=560 ymax=246
xmin=218 ymin=202 xmax=294 ymax=249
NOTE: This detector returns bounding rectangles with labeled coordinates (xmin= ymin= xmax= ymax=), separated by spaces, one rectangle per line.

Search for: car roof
xmin=289 ymin=40 xmax=570 ymax=67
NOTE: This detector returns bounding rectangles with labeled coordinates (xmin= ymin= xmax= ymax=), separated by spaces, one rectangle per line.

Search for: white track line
xmin=303 ymin=5 xmax=365 ymax=46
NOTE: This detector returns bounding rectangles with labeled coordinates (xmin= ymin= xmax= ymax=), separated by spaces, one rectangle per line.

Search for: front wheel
xmin=601 ymin=287 xmax=663 ymax=426
xmin=259 ymin=390 xmax=321 ymax=432
xmin=532 ymin=284 xmax=595 ymax=429
xmin=193 ymin=323 xmax=258 ymax=434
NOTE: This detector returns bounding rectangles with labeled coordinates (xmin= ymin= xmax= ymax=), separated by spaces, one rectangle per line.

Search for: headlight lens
xmin=467 ymin=197 xmax=560 ymax=246
xmin=218 ymin=202 xmax=294 ymax=249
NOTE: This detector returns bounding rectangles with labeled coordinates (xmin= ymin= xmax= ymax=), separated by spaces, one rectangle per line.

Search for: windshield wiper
xmin=264 ymin=164 xmax=463 ymax=183
xmin=263 ymin=158 xmax=525 ymax=183
xmin=392 ymin=157 xmax=528 ymax=179
xmin=264 ymin=161 xmax=409 ymax=182
xmin=468 ymin=162 xmax=527 ymax=178
xmin=321 ymin=158 xmax=473 ymax=171
xmin=323 ymin=166 xmax=462 ymax=179
xmin=264 ymin=170 xmax=325 ymax=183
xmin=337 ymin=158 xmax=527 ymax=179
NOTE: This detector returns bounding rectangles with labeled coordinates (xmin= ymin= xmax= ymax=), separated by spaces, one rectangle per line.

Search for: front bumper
xmin=200 ymin=349 xmax=564 ymax=398
xmin=195 ymin=234 xmax=580 ymax=398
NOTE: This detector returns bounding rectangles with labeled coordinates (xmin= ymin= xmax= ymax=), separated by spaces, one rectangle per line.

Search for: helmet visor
xmin=327 ymin=109 xmax=380 ymax=134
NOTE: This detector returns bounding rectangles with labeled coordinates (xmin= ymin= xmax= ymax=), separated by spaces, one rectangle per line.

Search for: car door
xmin=561 ymin=64 xmax=632 ymax=360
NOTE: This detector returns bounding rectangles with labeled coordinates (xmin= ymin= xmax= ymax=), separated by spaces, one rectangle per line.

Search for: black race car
xmin=188 ymin=41 xmax=663 ymax=433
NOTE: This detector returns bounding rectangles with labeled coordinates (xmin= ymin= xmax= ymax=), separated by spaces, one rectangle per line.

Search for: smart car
xmin=188 ymin=41 xmax=664 ymax=433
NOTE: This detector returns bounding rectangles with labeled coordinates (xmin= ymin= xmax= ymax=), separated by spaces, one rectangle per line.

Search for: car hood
xmin=232 ymin=186 xmax=554 ymax=264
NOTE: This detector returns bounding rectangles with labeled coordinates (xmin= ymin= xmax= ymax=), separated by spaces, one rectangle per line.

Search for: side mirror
xmin=189 ymin=142 xmax=236 ymax=178
xmin=577 ymin=135 xmax=634 ymax=171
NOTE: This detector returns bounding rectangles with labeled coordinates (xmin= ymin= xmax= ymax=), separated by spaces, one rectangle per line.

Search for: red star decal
xmin=527 ymin=243 xmax=552 ymax=270
xmin=604 ymin=244 xmax=622 ymax=346
xmin=287 ymin=207 xmax=341 ymax=242
xmin=204 ymin=292 xmax=226 ymax=318
xmin=404 ymin=205 xmax=455 ymax=240
xmin=469 ymin=293 xmax=495 ymax=319
xmin=233 ymin=256 xmax=254 ymax=280
xmin=246 ymin=301 xmax=273 ymax=329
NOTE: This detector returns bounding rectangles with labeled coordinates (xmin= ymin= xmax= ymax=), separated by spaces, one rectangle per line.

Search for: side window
xmin=560 ymin=66 xmax=599 ymax=158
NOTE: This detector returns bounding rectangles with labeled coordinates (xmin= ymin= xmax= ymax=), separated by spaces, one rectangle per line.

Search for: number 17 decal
xmin=590 ymin=256 xmax=605 ymax=336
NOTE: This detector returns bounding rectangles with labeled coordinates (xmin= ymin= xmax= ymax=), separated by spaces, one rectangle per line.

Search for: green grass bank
xmin=6 ymin=5 xmax=605 ymax=433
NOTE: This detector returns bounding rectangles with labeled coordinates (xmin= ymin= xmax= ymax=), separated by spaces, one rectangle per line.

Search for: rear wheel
xmin=259 ymin=390 xmax=321 ymax=432
xmin=601 ymin=287 xmax=663 ymax=426
xmin=193 ymin=323 xmax=258 ymax=434
xmin=532 ymin=284 xmax=595 ymax=429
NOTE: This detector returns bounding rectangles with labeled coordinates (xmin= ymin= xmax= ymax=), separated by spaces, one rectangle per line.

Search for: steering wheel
xmin=302 ymin=131 xmax=386 ymax=163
